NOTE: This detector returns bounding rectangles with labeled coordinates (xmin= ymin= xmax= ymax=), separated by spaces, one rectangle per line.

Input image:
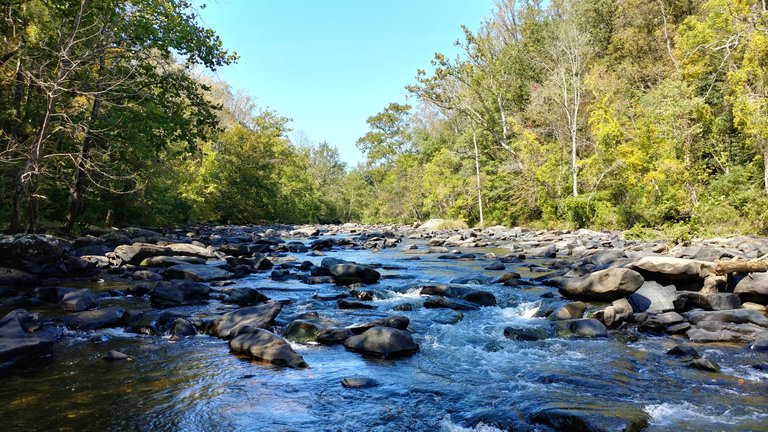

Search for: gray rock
xmin=329 ymin=263 xmax=381 ymax=285
xmin=61 ymin=288 xmax=97 ymax=312
xmin=527 ymin=402 xmax=649 ymax=432
xmin=0 ymin=266 xmax=38 ymax=287
xmin=555 ymin=318 xmax=608 ymax=338
xmin=113 ymin=243 xmax=172 ymax=265
xmin=628 ymin=281 xmax=676 ymax=313
xmin=688 ymin=358 xmax=720 ymax=373
xmin=418 ymin=285 xmax=496 ymax=306
xmin=62 ymin=306 xmax=126 ymax=330
xmin=683 ymin=309 xmax=768 ymax=326
xmin=139 ymin=255 xmax=207 ymax=267
xmin=343 ymin=326 xmax=419 ymax=358
xmin=220 ymin=287 xmax=269 ymax=306
xmin=559 ymin=268 xmax=644 ymax=301
xmin=0 ymin=309 xmax=57 ymax=370
xmin=423 ymin=296 xmax=479 ymax=311
xmin=284 ymin=319 xmax=325 ymax=342
xmin=170 ymin=318 xmax=197 ymax=340
xmin=316 ymin=328 xmax=354 ymax=344
xmin=0 ymin=234 xmax=71 ymax=272
xmin=165 ymin=264 xmax=234 ymax=282
xmin=734 ymin=273 xmax=768 ymax=304
xmin=131 ymin=270 xmax=163 ymax=281
xmin=348 ymin=316 xmax=410 ymax=334
xmin=503 ymin=325 xmax=551 ymax=341
xmin=628 ymin=256 xmax=713 ymax=286
xmin=667 ymin=345 xmax=700 ymax=357
xmin=337 ymin=299 xmax=375 ymax=310
xmin=341 ymin=377 xmax=379 ymax=388
xmin=229 ymin=329 xmax=307 ymax=368
xmin=103 ymin=350 xmax=129 ymax=361
xmin=150 ymin=280 xmax=210 ymax=306
xmin=209 ymin=302 xmax=283 ymax=339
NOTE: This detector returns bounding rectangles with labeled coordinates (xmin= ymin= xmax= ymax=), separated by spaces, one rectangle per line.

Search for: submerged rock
xmin=229 ymin=329 xmax=307 ymax=368
xmin=341 ymin=377 xmax=379 ymax=389
xmin=342 ymin=326 xmax=419 ymax=358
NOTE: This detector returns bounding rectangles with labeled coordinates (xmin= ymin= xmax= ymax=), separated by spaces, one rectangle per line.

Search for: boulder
xmin=229 ymin=329 xmax=307 ymax=368
xmin=139 ymin=256 xmax=206 ymax=267
xmin=150 ymin=281 xmax=210 ymax=306
xmin=418 ymin=285 xmax=496 ymax=306
xmin=683 ymin=309 xmax=768 ymax=327
xmin=628 ymin=281 xmax=676 ymax=313
xmin=527 ymin=402 xmax=649 ymax=432
xmin=627 ymin=256 xmax=713 ymax=285
xmin=164 ymin=264 xmax=234 ymax=282
xmin=316 ymin=328 xmax=355 ymax=344
xmin=503 ymin=325 xmax=551 ymax=341
xmin=337 ymin=299 xmax=376 ymax=310
xmin=209 ymin=302 xmax=283 ymax=339
xmin=0 ymin=309 xmax=57 ymax=370
xmin=62 ymin=306 xmax=126 ymax=330
xmin=554 ymin=318 xmax=608 ymax=338
xmin=60 ymin=288 xmax=97 ymax=312
xmin=687 ymin=358 xmax=720 ymax=373
xmin=0 ymin=234 xmax=71 ymax=273
xmin=342 ymin=326 xmax=419 ymax=358
xmin=667 ymin=345 xmax=700 ymax=358
xmin=348 ymin=316 xmax=410 ymax=335
xmin=132 ymin=270 xmax=163 ymax=281
xmin=686 ymin=321 xmax=767 ymax=343
xmin=0 ymin=266 xmax=38 ymax=287
xmin=283 ymin=319 xmax=325 ymax=342
xmin=329 ymin=263 xmax=380 ymax=285
xmin=559 ymin=268 xmax=644 ymax=301
xmin=423 ymin=296 xmax=479 ymax=311
xmin=220 ymin=288 xmax=269 ymax=306
xmin=552 ymin=302 xmax=586 ymax=320
xmin=113 ymin=243 xmax=171 ymax=265
xmin=103 ymin=350 xmax=130 ymax=361
xmin=166 ymin=243 xmax=216 ymax=258
xmin=734 ymin=273 xmax=768 ymax=304
xmin=170 ymin=318 xmax=197 ymax=340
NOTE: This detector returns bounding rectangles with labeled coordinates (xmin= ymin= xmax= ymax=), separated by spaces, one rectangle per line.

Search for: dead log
xmin=715 ymin=258 xmax=768 ymax=275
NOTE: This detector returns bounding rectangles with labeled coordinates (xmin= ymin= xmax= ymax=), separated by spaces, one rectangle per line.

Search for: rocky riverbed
xmin=1 ymin=222 xmax=768 ymax=431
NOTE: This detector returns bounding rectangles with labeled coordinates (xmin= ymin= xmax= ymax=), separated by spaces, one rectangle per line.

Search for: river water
xmin=1 ymin=239 xmax=768 ymax=431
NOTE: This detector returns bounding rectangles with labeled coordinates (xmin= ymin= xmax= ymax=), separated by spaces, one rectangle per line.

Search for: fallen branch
xmin=715 ymin=258 xmax=768 ymax=275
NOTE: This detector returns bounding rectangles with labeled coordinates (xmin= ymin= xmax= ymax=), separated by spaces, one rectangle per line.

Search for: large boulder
xmin=113 ymin=242 xmax=214 ymax=265
xmin=734 ymin=273 xmax=768 ymax=304
xmin=0 ymin=309 xmax=58 ymax=370
xmin=418 ymin=285 xmax=496 ymax=306
xmin=554 ymin=318 xmax=608 ymax=338
xmin=164 ymin=264 xmax=234 ymax=282
xmin=321 ymin=258 xmax=380 ymax=285
xmin=283 ymin=319 xmax=326 ymax=342
xmin=209 ymin=302 xmax=283 ymax=339
xmin=627 ymin=256 xmax=713 ymax=287
xmin=674 ymin=292 xmax=742 ymax=311
xmin=527 ymin=402 xmax=649 ymax=432
xmin=559 ymin=268 xmax=644 ymax=301
xmin=628 ymin=281 xmax=676 ymax=313
xmin=348 ymin=316 xmax=410 ymax=335
xmin=683 ymin=309 xmax=768 ymax=327
xmin=0 ymin=234 xmax=71 ymax=273
xmin=61 ymin=306 xmax=126 ymax=330
xmin=342 ymin=326 xmax=419 ymax=358
xmin=423 ymin=296 xmax=479 ymax=311
xmin=229 ymin=329 xmax=307 ymax=368
xmin=60 ymin=288 xmax=97 ymax=312
xmin=150 ymin=281 xmax=210 ymax=306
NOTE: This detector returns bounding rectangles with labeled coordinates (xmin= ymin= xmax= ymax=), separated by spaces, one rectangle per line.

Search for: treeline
xmin=0 ymin=0 xmax=351 ymax=232
xmin=350 ymin=0 xmax=768 ymax=236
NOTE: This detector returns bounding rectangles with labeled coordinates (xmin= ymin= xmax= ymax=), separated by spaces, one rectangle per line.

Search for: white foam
xmin=645 ymin=402 xmax=768 ymax=427
xmin=439 ymin=416 xmax=505 ymax=432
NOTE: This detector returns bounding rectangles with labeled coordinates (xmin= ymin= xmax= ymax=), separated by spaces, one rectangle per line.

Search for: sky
xmin=196 ymin=0 xmax=496 ymax=166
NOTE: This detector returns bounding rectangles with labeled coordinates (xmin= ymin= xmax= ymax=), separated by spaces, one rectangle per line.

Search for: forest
xmin=2 ymin=0 xmax=768 ymax=238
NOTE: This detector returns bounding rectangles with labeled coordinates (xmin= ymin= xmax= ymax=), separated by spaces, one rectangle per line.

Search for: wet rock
xmin=60 ymin=288 xmax=97 ymax=312
xmin=503 ymin=325 xmax=551 ymax=341
xmin=337 ymin=299 xmax=375 ymax=310
xmin=220 ymin=287 xmax=269 ymax=306
xmin=139 ymin=256 xmax=206 ymax=267
xmin=229 ymin=329 xmax=307 ymax=368
xmin=0 ymin=266 xmax=38 ymax=287
xmin=0 ymin=309 xmax=57 ymax=370
xmin=555 ymin=318 xmax=608 ymax=338
xmin=32 ymin=286 xmax=76 ymax=303
xmin=667 ymin=345 xmax=700 ymax=358
xmin=628 ymin=281 xmax=676 ymax=313
xmin=464 ymin=409 xmax=531 ymax=432
xmin=527 ymin=402 xmax=649 ymax=432
xmin=170 ymin=318 xmax=197 ymax=340
xmin=342 ymin=326 xmax=419 ymax=358
xmin=103 ymin=350 xmax=130 ymax=361
xmin=316 ymin=328 xmax=354 ymax=344
xmin=62 ymin=306 xmax=127 ymax=330
xmin=284 ymin=319 xmax=325 ymax=342
xmin=734 ymin=273 xmax=768 ymax=304
xmin=674 ymin=292 xmax=742 ymax=311
xmin=164 ymin=264 xmax=234 ymax=282
xmin=484 ymin=261 xmax=505 ymax=271
xmin=393 ymin=303 xmax=413 ymax=311
xmin=349 ymin=290 xmax=375 ymax=301
xmin=150 ymin=280 xmax=210 ymax=306
xmin=687 ymin=358 xmax=720 ymax=373
xmin=326 ymin=260 xmax=381 ymax=285
xmin=209 ymin=302 xmax=283 ymax=339
xmin=419 ymin=285 xmax=496 ymax=306
xmin=348 ymin=316 xmax=410 ymax=334
xmin=341 ymin=377 xmax=379 ymax=388
xmin=304 ymin=276 xmax=336 ymax=285
xmin=126 ymin=283 xmax=151 ymax=297
xmin=423 ymin=296 xmax=479 ymax=311
xmin=637 ymin=311 xmax=685 ymax=334
xmin=552 ymin=302 xmax=586 ymax=320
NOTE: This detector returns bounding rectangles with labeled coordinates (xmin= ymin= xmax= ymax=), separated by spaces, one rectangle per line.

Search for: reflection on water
xmin=1 ymin=241 xmax=768 ymax=431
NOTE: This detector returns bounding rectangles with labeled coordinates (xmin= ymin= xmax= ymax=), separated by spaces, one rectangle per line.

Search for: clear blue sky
xmin=196 ymin=0 xmax=496 ymax=166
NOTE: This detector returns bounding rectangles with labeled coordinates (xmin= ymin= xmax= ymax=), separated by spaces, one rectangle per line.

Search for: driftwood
xmin=715 ymin=258 xmax=768 ymax=275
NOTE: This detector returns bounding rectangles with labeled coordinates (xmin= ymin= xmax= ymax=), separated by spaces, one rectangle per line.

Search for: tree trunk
xmin=473 ymin=130 xmax=484 ymax=227
xmin=715 ymin=258 xmax=768 ymax=275
xmin=763 ymin=147 xmax=768 ymax=192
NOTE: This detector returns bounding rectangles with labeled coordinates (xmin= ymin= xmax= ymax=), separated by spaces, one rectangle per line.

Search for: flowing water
xmin=2 ymin=240 xmax=768 ymax=431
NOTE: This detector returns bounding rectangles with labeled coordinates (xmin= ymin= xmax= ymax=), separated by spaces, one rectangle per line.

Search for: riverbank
xmin=1 ymin=223 xmax=767 ymax=431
